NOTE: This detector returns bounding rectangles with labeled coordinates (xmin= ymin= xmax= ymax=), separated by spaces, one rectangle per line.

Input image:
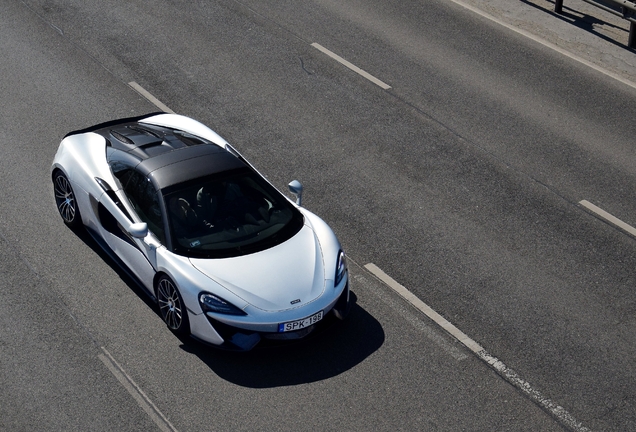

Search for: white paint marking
xmin=99 ymin=347 xmax=178 ymax=432
xmin=128 ymin=81 xmax=175 ymax=113
xmin=478 ymin=351 xmax=590 ymax=432
xmin=311 ymin=43 xmax=392 ymax=90
xmin=448 ymin=0 xmax=636 ymax=91
xmin=363 ymin=262 xmax=590 ymax=432
xmin=364 ymin=263 xmax=483 ymax=353
xmin=352 ymin=272 xmax=469 ymax=361
xmin=580 ymin=200 xmax=636 ymax=237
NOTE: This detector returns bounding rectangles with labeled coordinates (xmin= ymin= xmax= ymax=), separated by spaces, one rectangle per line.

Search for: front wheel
xmin=333 ymin=283 xmax=351 ymax=320
xmin=156 ymin=275 xmax=190 ymax=336
xmin=53 ymin=170 xmax=81 ymax=229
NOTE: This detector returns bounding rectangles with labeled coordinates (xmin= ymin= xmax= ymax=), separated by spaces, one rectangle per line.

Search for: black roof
xmin=91 ymin=116 xmax=248 ymax=190
xmin=143 ymin=146 xmax=246 ymax=190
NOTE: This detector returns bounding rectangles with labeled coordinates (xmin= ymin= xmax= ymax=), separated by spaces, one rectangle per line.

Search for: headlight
xmin=199 ymin=293 xmax=247 ymax=316
xmin=335 ymin=250 xmax=347 ymax=286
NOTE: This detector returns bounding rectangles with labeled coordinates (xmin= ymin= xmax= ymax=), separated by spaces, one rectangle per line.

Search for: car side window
xmin=118 ymin=169 xmax=165 ymax=244
xmin=110 ymin=161 xmax=134 ymax=190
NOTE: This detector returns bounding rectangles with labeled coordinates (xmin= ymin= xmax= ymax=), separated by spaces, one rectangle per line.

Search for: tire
xmin=156 ymin=275 xmax=190 ymax=336
xmin=53 ymin=170 xmax=81 ymax=229
xmin=333 ymin=283 xmax=351 ymax=321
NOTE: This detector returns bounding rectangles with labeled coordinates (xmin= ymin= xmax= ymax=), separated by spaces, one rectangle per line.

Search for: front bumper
xmin=192 ymin=281 xmax=350 ymax=351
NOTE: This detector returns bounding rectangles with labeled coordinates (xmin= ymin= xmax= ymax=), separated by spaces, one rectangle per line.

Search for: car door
xmin=97 ymin=163 xmax=162 ymax=293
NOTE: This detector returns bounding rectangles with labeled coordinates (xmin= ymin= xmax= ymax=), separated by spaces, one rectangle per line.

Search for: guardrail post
xmin=555 ymin=0 xmax=563 ymax=13
xmin=630 ymin=22 xmax=636 ymax=48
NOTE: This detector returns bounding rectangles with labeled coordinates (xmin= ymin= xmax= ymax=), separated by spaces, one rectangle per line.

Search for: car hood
xmin=189 ymin=224 xmax=326 ymax=312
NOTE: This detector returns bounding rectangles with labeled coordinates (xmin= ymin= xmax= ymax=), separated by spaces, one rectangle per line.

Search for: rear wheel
xmin=157 ymin=275 xmax=190 ymax=336
xmin=53 ymin=171 xmax=81 ymax=228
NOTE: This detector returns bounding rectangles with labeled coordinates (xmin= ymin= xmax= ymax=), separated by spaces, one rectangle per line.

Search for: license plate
xmin=278 ymin=311 xmax=323 ymax=332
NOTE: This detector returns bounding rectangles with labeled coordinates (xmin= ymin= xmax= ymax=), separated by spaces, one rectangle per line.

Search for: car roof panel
xmin=142 ymin=146 xmax=247 ymax=190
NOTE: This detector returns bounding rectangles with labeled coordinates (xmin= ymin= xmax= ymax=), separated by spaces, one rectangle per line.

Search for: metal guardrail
xmin=554 ymin=0 xmax=636 ymax=47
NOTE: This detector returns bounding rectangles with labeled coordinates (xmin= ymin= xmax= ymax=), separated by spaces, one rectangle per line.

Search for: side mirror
xmin=288 ymin=180 xmax=303 ymax=206
xmin=127 ymin=222 xmax=149 ymax=239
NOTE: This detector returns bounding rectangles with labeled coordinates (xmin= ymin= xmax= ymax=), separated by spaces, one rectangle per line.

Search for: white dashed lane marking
xmin=580 ymin=199 xmax=636 ymax=237
xmin=99 ymin=347 xmax=178 ymax=432
xmin=311 ymin=43 xmax=392 ymax=90
xmin=129 ymin=81 xmax=175 ymax=113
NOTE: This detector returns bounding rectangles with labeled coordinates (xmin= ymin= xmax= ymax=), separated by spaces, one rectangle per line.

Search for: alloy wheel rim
xmin=54 ymin=175 xmax=76 ymax=223
xmin=158 ymin=279 xmax=182 ymax=330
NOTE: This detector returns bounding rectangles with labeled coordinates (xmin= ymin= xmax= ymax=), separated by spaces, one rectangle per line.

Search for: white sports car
xmin=52 ymin=113 xmax=350 ymax=351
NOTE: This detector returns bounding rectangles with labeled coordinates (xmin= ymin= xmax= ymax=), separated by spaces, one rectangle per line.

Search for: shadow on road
xmin=71 ymin=226 xmax=158 ymax=311
xmin=179 ymin=293 xmax=385 ymax=388
xmin=521 ymin=0 xmax=630 ymax=49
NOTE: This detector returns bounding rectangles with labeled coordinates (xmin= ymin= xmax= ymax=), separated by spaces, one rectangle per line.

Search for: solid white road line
xmin=99 ymin=347 xmax=178 ymax=432
xmin=363 ymin=262 xmax=590 ymax=432
xmin=448 ymin=0 xmax=636 ymax=91
xmin=580 ymin=199 xmax=636 ymax=237
xmin=128 ymin=81 xmax=175 ymax=113
xmin=352 ymin=271 xmax=469 ymax=361
xmin=311 ymin=43 xmax=392 ymax=90
xmin=364 ymin=263 xmax=483 ymax=353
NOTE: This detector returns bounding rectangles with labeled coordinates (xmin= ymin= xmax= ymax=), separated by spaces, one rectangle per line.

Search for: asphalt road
xmin=1 ymin=0 xmax=635 ymax=430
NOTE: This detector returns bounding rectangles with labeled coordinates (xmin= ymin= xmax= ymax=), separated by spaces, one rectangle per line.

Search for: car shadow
xmin=521 ymin=0 xmax=631 ymax=49
xmin=71 ymin=226 xmax=158 ymax=311
xmin=71 ymin=227 xmax=385 ymax=386
xmin=178 ymin=292 xmax=385 ymax=388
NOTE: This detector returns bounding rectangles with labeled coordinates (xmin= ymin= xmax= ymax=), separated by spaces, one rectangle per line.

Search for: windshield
xmin=163 ymin=168 xmax=304 ymax=258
